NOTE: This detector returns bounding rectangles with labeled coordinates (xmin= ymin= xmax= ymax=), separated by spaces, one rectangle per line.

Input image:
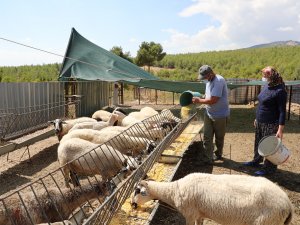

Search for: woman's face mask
xmin=261 ymin=77 xmax=268 ymax=82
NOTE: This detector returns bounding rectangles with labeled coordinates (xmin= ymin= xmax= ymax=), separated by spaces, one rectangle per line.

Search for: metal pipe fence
xmin=0 ymin=108 xmax=197 ymax=225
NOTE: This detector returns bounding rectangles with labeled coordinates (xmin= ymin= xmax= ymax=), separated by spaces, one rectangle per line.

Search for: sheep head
xmin=112 ymin=110 xmax=126 ymax=125
xmin=48 ymin=119 xmax=67 ymax=138
xmin=113 ymin=107 xmax=128 ymax=115
xmin=131 ymin=181 xmax=153 ymax=209
xmin=145 ymin=141 xmax=156 ymax=154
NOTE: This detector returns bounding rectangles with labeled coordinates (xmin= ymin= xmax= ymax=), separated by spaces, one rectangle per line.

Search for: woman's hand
xmin=276 ymin=125 xmax=285 ymax=139
xmin=253 ymin=119 xmax=257 ymax=127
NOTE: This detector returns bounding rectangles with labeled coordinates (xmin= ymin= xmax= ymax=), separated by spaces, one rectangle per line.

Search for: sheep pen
xmin=0 ymin=104 xmax=300 ymax=224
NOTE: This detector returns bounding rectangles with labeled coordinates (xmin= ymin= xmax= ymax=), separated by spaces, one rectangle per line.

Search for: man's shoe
xmin=243 ymin=161 xmax=261 ymax=167
xmin=213 ymin=154 xmax=223 ymax=161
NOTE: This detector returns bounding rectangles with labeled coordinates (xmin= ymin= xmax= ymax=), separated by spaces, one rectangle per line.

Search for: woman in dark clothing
xmin=244 ymin=66 xmax=287 ymax=176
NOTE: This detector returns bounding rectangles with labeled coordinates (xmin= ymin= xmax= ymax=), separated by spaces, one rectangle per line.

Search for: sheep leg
xmin=62 ymin=166 xmax=71 ymax=188
xmin=70 ymin=171 xmax=80 ymax=187
xmin=185 ymin=217 xmax=197 ymax=225
xmin=195 ymin=218 xmax=204 ymax=225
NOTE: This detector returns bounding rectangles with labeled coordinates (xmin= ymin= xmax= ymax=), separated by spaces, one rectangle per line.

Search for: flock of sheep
xmin=0 ymin=106 xmax=180 ymax=225
xmin=0 ymin=105 xmax=294 ymax=225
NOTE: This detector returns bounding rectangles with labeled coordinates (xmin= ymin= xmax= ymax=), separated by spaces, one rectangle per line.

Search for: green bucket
xmin=179 ymin=91 xmax=201 ymax=106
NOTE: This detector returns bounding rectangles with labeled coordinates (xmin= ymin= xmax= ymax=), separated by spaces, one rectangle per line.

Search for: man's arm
xmin=192 ymin=96 xmax=219 ymax=105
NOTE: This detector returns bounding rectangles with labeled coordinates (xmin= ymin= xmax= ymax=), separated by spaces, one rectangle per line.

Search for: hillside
xmin=249 ymin=40 xmax=300 ymax=49
xmin=155 ymin=45 xmax=300 ymax=80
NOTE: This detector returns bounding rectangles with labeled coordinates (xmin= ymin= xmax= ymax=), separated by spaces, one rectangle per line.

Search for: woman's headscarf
xmin=261 ymin=66 xmax=285 ymax=87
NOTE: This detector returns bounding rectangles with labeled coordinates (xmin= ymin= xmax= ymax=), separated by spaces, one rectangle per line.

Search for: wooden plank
xmin=0 ymin=129 xmax=55 ymax=157
xmin=15 ymin=129 xmax=55 ymax=149
xmin=0 ymin=143 xmax=17 ymax=157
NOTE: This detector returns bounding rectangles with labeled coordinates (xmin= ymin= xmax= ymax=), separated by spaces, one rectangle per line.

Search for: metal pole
xmin=288 ymin=86 xmax=292 ymax=121
xmin=138 ymin=87 xmax=141 ymax=105
xmin=172 ymin=92 xmax=175 ymax=105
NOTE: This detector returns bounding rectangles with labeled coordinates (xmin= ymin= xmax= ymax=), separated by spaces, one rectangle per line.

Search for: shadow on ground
xmin=0 ymin=143 xmax=58 ymax=195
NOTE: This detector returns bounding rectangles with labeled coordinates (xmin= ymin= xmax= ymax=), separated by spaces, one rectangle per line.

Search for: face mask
xmin=261 ymin=77 xmax=268 ymax=82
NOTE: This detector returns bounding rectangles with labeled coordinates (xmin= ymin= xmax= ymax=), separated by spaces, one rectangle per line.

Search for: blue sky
xmin=1 ymin=0 xmax=300 ymax=66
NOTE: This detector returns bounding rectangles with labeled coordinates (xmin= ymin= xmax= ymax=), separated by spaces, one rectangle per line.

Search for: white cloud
xmin=277 ymin=27 xmax=293 ymax=32
xmin=164 ymin=0 xmax=300 ymax=54
xmin=129 ymin=38 xmax=138 ymax=43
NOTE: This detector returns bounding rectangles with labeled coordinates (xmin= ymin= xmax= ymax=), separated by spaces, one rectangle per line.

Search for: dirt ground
xmin=0 ymin=104 xmax=299 ymax=224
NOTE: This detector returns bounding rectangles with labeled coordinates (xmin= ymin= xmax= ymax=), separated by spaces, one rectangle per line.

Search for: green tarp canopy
xmin=59 ymin=28 xmax=300 ymax=93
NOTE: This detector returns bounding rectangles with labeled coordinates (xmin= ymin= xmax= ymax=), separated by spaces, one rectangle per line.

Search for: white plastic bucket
xmin=258 ymin=135 xmax=290 ymax=165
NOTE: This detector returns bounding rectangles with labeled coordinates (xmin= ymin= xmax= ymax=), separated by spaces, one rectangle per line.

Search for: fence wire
xmin=0 ymin=101 xmax=80 ymax=142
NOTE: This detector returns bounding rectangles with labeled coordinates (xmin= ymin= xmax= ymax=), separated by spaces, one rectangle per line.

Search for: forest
xmin=1 ymin=46 xmax=300 ymax=82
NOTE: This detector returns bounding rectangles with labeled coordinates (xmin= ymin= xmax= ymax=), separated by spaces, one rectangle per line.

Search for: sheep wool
xmin=57 ymin=138 xmax=138 ymax=187
xmin=60 ymin=128 xmax=153 ymax=156
xmin=92 ymin=110 xmax=112 ymax=121
xmin=132 ymin=173 xmax=293 ymax=225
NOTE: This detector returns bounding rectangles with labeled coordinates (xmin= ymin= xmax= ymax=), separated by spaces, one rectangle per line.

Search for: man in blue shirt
xmin=193 ymin=65 xmax=230 ymax=164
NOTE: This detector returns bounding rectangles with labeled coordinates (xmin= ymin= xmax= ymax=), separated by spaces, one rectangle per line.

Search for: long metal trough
xmin=0 ymin=107 xmax=198 ymax=225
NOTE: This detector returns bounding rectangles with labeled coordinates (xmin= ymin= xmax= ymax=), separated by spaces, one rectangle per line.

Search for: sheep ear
xmin=122 ymin=159 xmax=128 ymax=168
xmin=134 ymin=186 xmax=141 ymax=195
xmin=140 ymin=180 xmax=149 ymax=187
xmin=120 ymin=166 xmax=128 ymax=173
xmin=48 ymin=120 xmax=54 ymax=124
xmin=134 ymin=156 xmax=142 ymax=164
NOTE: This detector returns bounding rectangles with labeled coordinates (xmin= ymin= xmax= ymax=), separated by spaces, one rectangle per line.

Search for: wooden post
xmin=155 ymin=89 xmax=158 ymax=105
xmin=120 ymin=83 xmax=124 ymax=104
xmin=138 ymin=87 xmax=141 ymax=105
xmin=173 ymin=92 xmax=175 ymax=105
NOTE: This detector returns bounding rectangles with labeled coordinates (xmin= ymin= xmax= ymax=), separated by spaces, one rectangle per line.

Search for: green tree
xmin=135 ymin=41 xmax=166 ymax=72
xmin=110 ymin=46 xmax=133 ymax=63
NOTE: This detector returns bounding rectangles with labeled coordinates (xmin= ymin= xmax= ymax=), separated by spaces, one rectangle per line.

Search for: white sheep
xmin=121 ymin=108 xmax=179 ymax=131
xmin=91 ymin=109 xmax=112 ymax=122
xmin=60 ymin=128 xmax=155 ymax=156
xmin=49 ymin=117 xmax=97 ymax=140
xmin=126 ymin=106 xmax=158 ymax=121
xmin=111 ymin=110 xmax=127 ymax=126
xmin=57 ymin=138 xmax=139 ymax=187
xmin=0 ymin=181 xmax=109 ymax=225
xmin=160 ymin=108 xmax=181 ymax=123
xmin=131 ymin=173 xmax=293 ymax=225
xmin=99 ymin=123 xmax=167 ymax=141
xmin=68 ymin=113 xmax=119 ymax=132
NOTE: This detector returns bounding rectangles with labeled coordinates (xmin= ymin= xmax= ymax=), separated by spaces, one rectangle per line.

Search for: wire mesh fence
xmin=0 ymin=101 xmax=80 ymax=142
xmin=0 ymin=108 xmax=197 ymax=225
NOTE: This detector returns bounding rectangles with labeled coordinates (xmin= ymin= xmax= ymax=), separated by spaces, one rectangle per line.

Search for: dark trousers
xmin=203 ymin=112 xmax=227 ymax=161
xmin=254 ymin=121 xmax=278 ymax=171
